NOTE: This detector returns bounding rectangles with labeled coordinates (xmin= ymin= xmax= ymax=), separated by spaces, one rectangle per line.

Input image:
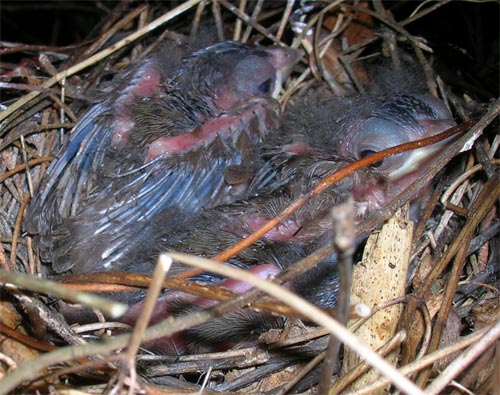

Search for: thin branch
xmin=0 ymin=270 xmax=128 ymax=318
xmin=0 ymin=0 xmax=202 ymax=126
xmin=168 ymin=252 xmax=426 ymax=395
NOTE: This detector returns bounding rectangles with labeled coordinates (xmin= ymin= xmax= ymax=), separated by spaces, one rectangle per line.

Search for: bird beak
xmin=265 ymin=46 xmax=301 ymax=98
xmin=388 ymin=118 xmax=457 ymax=180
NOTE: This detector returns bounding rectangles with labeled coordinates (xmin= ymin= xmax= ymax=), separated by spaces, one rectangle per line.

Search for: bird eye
xmin=359 ymin=150 xmax=383 ymax=168
xmin=258 ymin=78 xmax=273 ymax=93
xmin=360 ymin=150 xmax=376 ymax=158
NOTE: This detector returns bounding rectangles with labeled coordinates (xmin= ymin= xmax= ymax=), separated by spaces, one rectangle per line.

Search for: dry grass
xmin=0 ymin=1 xmax=498 ymax=394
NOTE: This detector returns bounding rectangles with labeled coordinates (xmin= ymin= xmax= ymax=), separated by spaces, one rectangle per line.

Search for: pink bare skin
xmin=111 ymin=64 xmax=162 ymax=148
xmin=144 ymin=98 xmax=280 ymax=162
xmin=141 ymin=44 xmax=299 ymax=163
xmin=121 ymin=264 xmax=281 ymax=354
xmin=25 ymin=41 xmax=300 ymax=274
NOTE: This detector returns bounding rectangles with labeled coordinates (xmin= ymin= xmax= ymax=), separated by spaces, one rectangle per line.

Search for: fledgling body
xmin=29 ymin=40 xmax=457 ymax=354
xmin=25 ymin=41 xmax=299 ymax=274
xmin=119 ymin=91 xmax=456 ymax=354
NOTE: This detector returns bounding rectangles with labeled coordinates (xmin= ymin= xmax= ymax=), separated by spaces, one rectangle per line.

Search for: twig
xmin=275 ymin=0 xmax=295 ymax=43
xmin=124 ymin=256 xmax=171 ymax=360
xmin=0 ymin=0 xmax=202 ymax=125
xmin=59 ymin=272 xmax=313 ymax=318
xmin=319 ymin=200 xmax=355 ymax=394
xmin=218 ymin=0 xmax=276 ymax=42
xmin=0 ymin=42 xmax=81 ymax=56
xmin=276 ymin=352 xmax=324 ymax=395
xmin=0 ymin=322 xmax=57 ymax=352
xmin=401 ymin=0 xmax=452 ymax=26
xmin=179 ymin=118 xmax=475 ymax=279
xmin=241 ymin=0 xmax=264 ymax=43
xmin=144 ymin=347 xmax=270 ymax=376
xmin=0 ymin=270 xmax=128 ymax=318
xmin=417 ymin=171 xmax=500 ymax=294
xmin=0 ymin=82 xmax=89 ymax=101
xmin=212 ymin=0 xmax=225 ymax=41
xmin=466 ymin=221 xmax=500 ymax=256
xmin=342 ymin=3 xmax=433 ymax=53
xmin=189 ymin=0 xmax=206 ymax=40
xmin=425 ymin=319 xmax=500 ymax=394
xmin=330 ymin=330 xmax=407 ymax=394
xmin=340 ymin=325 xmax=491 ymax=395
xmin=168 ymin=252 xmax=426 ymax=395
xmin=80 ymin=5 xmax=148 ymax=60
xmin=0 ymin=304 xmax=216 ymax=394
xmin=232 ymin=0 xmax=246 ymax=41
xmin=416 ymin=171 xmax=500 ymax=386
xmin=113 ymin=255 xmax=172 ymax=395
xmin=10 ymin=194 xmax=29 ymax=270
xmin=73 ymin=322 xmax=131 ymax=334
xmin=441 ymin=160 xmax=500 ymax=204
xmin=0 ymin=157 xmax=53 ymax=184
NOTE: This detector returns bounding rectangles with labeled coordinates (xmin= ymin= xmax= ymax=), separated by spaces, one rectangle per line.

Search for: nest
xmin=0 ymin=1 xmax=498 ymax=394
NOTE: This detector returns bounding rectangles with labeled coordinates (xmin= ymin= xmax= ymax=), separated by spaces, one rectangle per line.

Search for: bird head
xmin=170 ymin=41 xmax=300 ymax=112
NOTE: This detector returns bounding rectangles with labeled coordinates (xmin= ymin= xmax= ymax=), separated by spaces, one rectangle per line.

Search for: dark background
xmin=1 ymin=1 xmax=498 ymax=99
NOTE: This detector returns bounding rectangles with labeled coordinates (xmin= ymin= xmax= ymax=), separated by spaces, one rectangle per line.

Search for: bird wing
xmin=25 ymin=104 xmax=113 ymax=259
xmin=50 ymin=137 xmax=249 ymax=273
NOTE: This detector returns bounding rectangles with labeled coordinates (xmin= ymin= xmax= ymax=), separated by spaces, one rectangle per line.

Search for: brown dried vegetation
xmin=0 ymin=1 xmax=498 ymax=394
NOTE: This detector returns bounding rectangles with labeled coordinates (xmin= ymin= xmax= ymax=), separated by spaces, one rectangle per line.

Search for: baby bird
xmin=25 ymin=41 xmax=299 ymax=274
xmin=118 ymin=91 xmax=456 ymax=354
xmin=252 ymin=92 xmax=457 ymax=217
